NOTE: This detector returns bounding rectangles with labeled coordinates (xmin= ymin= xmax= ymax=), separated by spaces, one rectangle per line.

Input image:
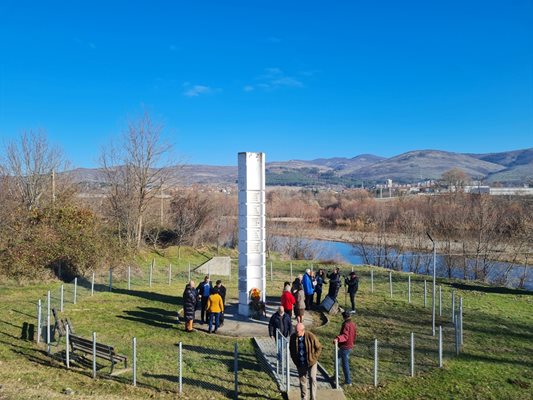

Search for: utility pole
xmin=51 ymin=169 xmax=56 ymax=204
xmin=427 ymin=232 xmax=436 ymax=336
xmin=160 ymin=178 xmax=164 ymax=226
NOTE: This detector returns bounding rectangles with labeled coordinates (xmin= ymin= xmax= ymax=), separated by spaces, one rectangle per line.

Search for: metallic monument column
xmin=238 ymin=152 xmax=266 ymax=316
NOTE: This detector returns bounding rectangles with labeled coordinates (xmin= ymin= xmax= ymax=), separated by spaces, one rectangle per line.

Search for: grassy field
xmin=0 ymin=246 xmax=532 ymax=399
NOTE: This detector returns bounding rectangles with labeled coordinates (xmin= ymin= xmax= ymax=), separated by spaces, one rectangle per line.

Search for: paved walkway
xmin=191 ymin=297 xmax=316 ymax=338
xmin=254 ymin=336 xmax=345 ymax=400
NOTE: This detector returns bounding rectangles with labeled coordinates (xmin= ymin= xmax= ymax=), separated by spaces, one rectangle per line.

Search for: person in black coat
xmin=183 ymin=281 xmax=198 ymax=332
xmin=327 ymin=267 xmax=342 ymax=301
xmin=315 ymin=269 xmax=326 ymax=306
xmin=215 ymin=279 xmax=227 ymax=325
xmin=345 ymin=272 xmax=359 ymax=312
xmin=268 ymin=306 xmax=293 ymax=338
xmin=197 ymin=276 xmax=212 ymax=324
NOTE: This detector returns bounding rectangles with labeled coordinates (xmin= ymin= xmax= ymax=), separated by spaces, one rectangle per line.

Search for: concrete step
xmin=254 ymin=337 xmax=345 ymax=400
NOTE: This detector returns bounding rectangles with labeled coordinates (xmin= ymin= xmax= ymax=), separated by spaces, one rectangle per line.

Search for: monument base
xmin=238 ymin=303 xmax=250 ymax=317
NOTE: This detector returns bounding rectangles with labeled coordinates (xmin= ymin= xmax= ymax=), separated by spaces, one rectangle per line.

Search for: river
xmin=274 ymin=237 xmax=533 ymax=291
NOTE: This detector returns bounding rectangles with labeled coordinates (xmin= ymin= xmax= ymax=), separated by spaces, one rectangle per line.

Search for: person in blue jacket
xmin=302 ymin=268 xmax=315 ymax=310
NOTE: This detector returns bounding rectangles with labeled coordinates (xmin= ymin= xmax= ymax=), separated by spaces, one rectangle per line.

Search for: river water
xmin=275 ymin=237 xmax=532 ymax=291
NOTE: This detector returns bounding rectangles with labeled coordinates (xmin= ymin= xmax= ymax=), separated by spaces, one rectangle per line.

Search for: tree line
xmin=0 ymin=113 xmax=236 ymax=281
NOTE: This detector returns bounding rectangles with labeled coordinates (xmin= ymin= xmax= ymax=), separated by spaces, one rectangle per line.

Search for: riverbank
xmin=270 ymin=224 xmax=531 ymax=265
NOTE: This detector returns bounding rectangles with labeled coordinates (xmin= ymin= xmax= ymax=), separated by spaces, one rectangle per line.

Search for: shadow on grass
xmin=9 ymin=346 xmax=162 ymax=391
xmin=181 ymin=343 xmax=263 ymax=373
xmin=451 ymin=282 xmax=532 ymax=296
xmin=144 ymin=373 xmax=232 ymax=397
xmin=118 ymin=307 xmax=178 ymax=329
xmin=76 ymin=276 xmax=182 ymax=306
xmin=11 ymin=309 xmax=36 ymax=319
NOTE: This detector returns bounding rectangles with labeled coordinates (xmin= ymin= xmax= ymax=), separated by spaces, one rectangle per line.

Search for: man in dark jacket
xmin=290 ymin=323 xmax=322 ymax=400
xmin=269 ymin=306 xmax=293 ymax=338
xmin=183 ymin=281 xmax=197 ymax=332
xmin=327 ymin=267 xmax=342 ymax=301
xmin=197 ymin=276 xmax=212 ymax=324
xmin=215 ymin=280 xmax=227 ymax=326
xmin=345 ymin=272 xmax=359 ymax=313
xmin=333 ymin=311 xmax=357 ymax=386
xmin=315 ymin=269 xmax=325 ymax=306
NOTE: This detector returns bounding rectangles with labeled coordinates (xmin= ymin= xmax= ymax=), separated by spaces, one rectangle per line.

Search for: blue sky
xmin=0 ymin=1 xmax=532 ymax=167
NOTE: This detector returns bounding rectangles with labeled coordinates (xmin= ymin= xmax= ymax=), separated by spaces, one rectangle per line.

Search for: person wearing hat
xmin=344 ymin=271 xmax=359 ymax=313
xmin=333 ymin=311 xmax=357 ymax=386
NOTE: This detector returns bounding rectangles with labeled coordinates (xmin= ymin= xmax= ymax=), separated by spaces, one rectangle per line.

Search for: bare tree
xmin=3 ymin=130 xmax=64 ymax=209
xmin=170 ymin=189 xmax=213 ymax=258
xmin=100 ymin=112 xmax=171 ymax=248
xmin=441 ymin=168 xmax=469 ymax=191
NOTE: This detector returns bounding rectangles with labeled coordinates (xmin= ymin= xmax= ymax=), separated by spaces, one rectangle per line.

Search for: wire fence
xmin=31 ymin=257 xmax=467 ymax=397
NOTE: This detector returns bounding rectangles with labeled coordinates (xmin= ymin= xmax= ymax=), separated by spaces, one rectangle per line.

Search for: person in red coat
xmin=333 ymin=311 xmax=357 ymax=386
xmin=281 ymin=285 xmax=296 ymax=318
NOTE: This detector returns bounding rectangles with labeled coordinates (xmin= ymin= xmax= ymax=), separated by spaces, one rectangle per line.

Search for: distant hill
xmin=346 ymin=150 xmax=506 ymax=183
xmin=64 ymin=148 xmax=533 ymax=189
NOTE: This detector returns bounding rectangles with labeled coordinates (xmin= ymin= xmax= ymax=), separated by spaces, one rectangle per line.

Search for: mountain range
xmin=67 ymin=148 xmax=533 ymax=189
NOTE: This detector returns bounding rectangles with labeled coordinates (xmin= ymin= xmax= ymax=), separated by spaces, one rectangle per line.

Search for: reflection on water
xmin=274 ymin=236 xmax=532 ymax=291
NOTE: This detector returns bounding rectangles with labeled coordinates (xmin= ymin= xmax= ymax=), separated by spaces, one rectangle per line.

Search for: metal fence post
xmin=149 ymin=260 xmax=153 ymax=287
xmin=37 ymin=299 xmax=42 ymax=344
xmin=374 ymin=339 xmax=378 ymax=387
xmin=451 ymin=289 xmax=455 ymax=323
xmin=46 ymin=290 xmax=51 ymax=353
xmin=128 ymin=266 xmax=131 ymax=290
xmin=371 ymin=269 xmax=374 ymax=293
xmin=93 ymin=332 xmax=97 ymax=379
xmin=424 ymin=280 xmax=427 ymax=307
xmin=408 ymin=275 xmax=411 ymax=304
xmin=65 ymin=324 xmax=70 ymax=369
xmin=60 ymin=284 xmax=64 ymax=312
xmin=335 ymin=340 xmax=339 ymax=389
xmin=439 ymin=285 xmax=442 ymax=317
xmin=74 ymin=278 xmax=78 ymax=304
xmin=178 ymin=341 xmax=183 ymax=394
xmin=454 ymin=314 xmax=460 ymax=355
xmin=438 ymin=325 xmax=443 ymax=367
xmin=286 ymin=340 xmax=290 ymax=392
xmin=91 ymin=272 xmax=95 ymax=296
xmin=234 ymin=342 xmax=238 ymax=399
xmin=389 ymin=271 xmax=393 ymax=298
xmin=410 ymin=332 xmax=414 ymax=377
xmin=133 ymin=337 xmax=137 ymax=386
xmin=276 ymin=330 xmax=279 ymax=375
xmin=290 ymin=262 xmax=293 ymax=282
xmin=459 ymin=296 xmax=463 ymax=346
xmin=109 ymin=268 xmax=113 ymax=292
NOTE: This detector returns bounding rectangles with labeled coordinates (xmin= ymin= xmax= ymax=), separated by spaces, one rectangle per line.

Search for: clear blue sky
xmin=1 ymin=1 xmax=532 ymax=167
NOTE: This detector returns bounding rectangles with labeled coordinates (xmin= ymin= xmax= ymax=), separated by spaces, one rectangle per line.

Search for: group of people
xmin=182 ymin=275 xmax=226 ymax=334
xmin=269 ymin=307 xmax=357 ymax=400
xmin=183 ymin=268 xmax=360 ymax=399
xmin=278 ymin=267 xmax=360 ymax=321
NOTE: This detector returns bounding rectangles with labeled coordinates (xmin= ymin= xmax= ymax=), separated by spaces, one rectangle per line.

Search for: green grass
xmin=0 ymin=247 xmax=532 ymax=399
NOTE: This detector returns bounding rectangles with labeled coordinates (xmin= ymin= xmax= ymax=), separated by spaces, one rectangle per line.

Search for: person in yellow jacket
xmin=207 ymin=286 xmax=224 ymax=333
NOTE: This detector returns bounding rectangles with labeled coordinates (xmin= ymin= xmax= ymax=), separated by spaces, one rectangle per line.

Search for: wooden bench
xmin=69 ymin=334 xmax=128 ymax=374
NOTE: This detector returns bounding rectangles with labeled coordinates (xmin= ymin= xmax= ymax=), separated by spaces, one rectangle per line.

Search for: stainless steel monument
xmin=238 ymin=152 xmax=266 ymax=316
